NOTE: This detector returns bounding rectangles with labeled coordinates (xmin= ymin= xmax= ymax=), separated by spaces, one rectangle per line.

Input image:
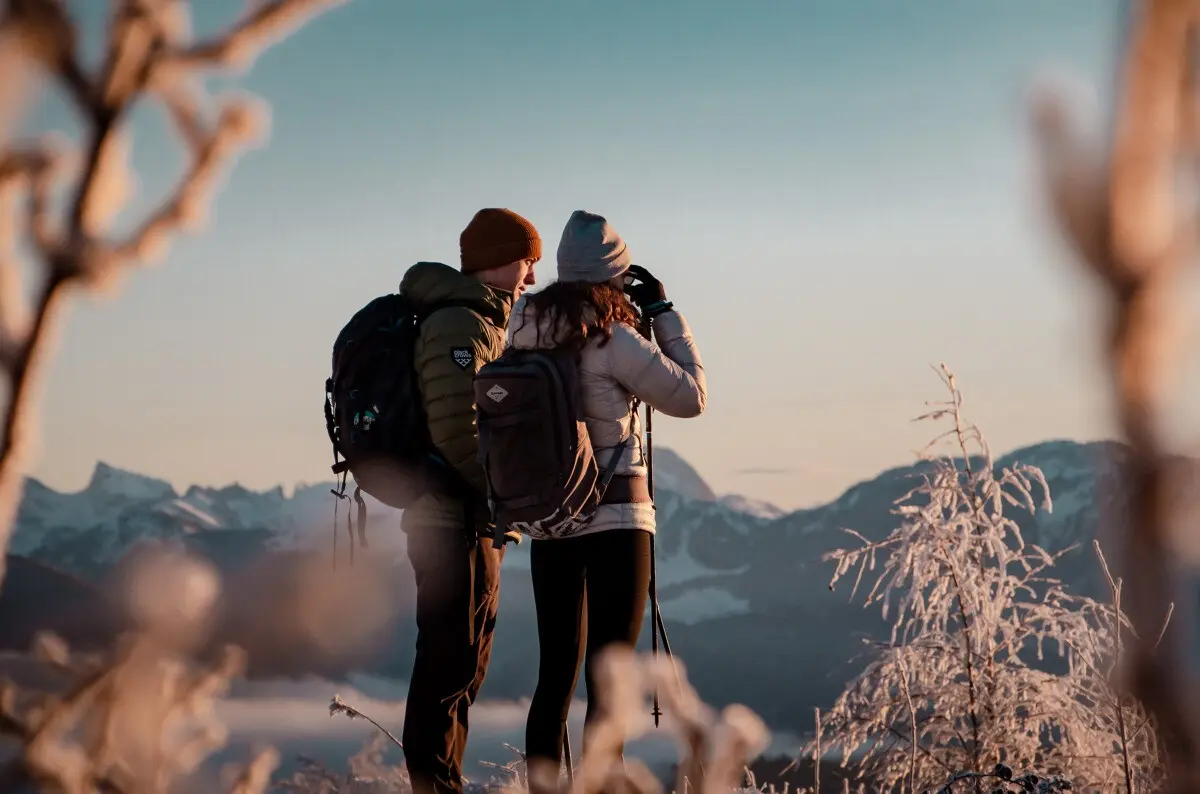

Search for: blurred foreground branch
xmin=0 ymin=0 xmax=350 ymax=593
xmin=1031 ymin=0 xmax=1200 ymax=789
xmin=0 ymin=545 xmax=279 ymax=793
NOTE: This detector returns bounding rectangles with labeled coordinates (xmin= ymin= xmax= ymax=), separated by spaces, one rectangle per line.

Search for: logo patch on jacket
xmin=451 ymin=347 xmax=474 ymax=370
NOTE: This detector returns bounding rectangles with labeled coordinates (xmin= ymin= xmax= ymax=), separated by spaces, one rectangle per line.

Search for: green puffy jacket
xmin=398 ymin=261 xmax=513 ymax=533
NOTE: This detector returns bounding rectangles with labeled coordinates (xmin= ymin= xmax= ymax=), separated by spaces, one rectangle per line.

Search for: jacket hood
xmin=399 ymin=261 xmax=513 ymax=327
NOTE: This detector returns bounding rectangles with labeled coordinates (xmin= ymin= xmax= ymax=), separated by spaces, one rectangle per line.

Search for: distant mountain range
xmin=1 ymin=439 xmax=1138 ymax=735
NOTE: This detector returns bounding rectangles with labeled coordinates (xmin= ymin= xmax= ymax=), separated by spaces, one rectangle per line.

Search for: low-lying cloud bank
xmin=213 ymin=673 xmax=805 ymax=785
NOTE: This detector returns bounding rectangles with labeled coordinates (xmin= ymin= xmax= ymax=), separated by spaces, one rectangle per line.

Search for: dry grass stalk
xmin=319 ymin=648 xmax=774 ymax=794
xmin=1029 ymin=0 xmax=1200 ymax=789
xmin=0 ymin=545 xmax=279 ymax=793
xmin=812 ymin=708 xmax=820 ymax=794
xmin=427 ymin=648 xmax=770 ymax=794
xmin=0 ymin=0 xmax=351 ymax=594
xmin=328 ymin=695 xmax=403 ymax=754
xmin=274 ymin=732 xmax=412 ymax=793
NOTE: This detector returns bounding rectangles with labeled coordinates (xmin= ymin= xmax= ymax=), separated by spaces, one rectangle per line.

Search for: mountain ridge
xmin=2 ymin=435 xmax=1148 ymax=735
xmin=21 ymin=435 xmax=1119 ymax=527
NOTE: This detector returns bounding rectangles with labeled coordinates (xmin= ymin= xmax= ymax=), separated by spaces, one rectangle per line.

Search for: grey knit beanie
xmin=556 ymin=210 xmax=632 ymax=283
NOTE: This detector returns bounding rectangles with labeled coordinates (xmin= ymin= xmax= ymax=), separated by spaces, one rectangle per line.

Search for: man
xmin=397 ymin=207 xmax=540 ymax=794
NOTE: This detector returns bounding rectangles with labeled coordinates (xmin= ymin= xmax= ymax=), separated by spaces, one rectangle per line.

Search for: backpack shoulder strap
xmin=595 ymin=396 xmax=641 ymax=500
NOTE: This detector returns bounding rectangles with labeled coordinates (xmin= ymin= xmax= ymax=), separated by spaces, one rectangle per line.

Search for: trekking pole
xmin=635 ymin=313 xmax=664 ymax=727
xmin=647 ymin=399 xmax=664 ymax=728
xmin=641 ymin=316 xmax=685 ymax=729
xmin=646 ymin=403 xmax=685 ymax=716
xmin=640 ymin=311 xmax=684 ymax=726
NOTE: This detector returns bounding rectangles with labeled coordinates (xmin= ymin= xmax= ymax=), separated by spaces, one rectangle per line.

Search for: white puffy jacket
xmin=506 ymin=294 xmax=707 ymax=537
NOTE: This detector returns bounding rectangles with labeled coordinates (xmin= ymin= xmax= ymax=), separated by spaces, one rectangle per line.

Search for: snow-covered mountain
xmin=645 ymin=448 xmax=717 ymax=501
xmin=12 ymin=449 xmax=780 ymax=589
xmin=4 ymin=439 xmax=1134 ymax=735
xmin=12 ymin=463 xmax=408 ymax=575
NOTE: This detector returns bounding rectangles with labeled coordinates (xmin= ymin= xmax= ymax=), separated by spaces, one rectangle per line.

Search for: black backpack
xmin=473 ymin=346 xmax=632 ymax=543
xmin=324 ymin=293 xmax=472 ymax=537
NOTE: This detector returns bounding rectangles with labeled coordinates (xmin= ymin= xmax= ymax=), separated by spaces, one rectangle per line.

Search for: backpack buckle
xmin=489 ymin=510 xmax=510 ymax=549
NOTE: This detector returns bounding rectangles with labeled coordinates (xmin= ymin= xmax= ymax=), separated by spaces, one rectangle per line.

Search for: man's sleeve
xmin=413 ymin=307 xmax=495 ymax=495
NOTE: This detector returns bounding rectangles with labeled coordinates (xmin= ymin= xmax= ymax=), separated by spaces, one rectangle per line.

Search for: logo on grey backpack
xmin=486 ymin=385 xmax=509 ymax=403
xmin=450 ymin=347 xmax=474 ymax=370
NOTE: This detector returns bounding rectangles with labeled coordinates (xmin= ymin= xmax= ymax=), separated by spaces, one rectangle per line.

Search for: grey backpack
xmin=474 ymin=346 xmax=632 ymax=542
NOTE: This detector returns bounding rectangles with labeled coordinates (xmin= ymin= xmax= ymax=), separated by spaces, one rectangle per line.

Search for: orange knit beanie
xmin=459 ymin=208 xmax=542 ymax=273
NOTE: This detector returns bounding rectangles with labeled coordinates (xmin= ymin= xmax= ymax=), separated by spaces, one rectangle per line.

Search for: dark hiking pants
xmin=524 ymin=528 xmax=652 ymax=784
xmin=402 ymin=522 xmax=505 ymax=794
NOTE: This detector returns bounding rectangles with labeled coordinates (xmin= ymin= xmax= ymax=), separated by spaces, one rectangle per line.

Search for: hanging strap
xmin=590 ymin=396 xmax=642 ymax=508
xmin=330 ymin=466 xmax=347 ymax=571
xmin=331 ymin=483 xmax=340 ymax=571
xmin=355 ymin=486 xmax=368 ymax=549
xmin=329 ymin=467 xmax=368 ymax=569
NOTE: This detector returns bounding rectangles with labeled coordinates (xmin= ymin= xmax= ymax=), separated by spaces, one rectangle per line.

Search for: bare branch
xmin=0 ymin=2 xmax=353 ymax=787
xmin=1 ymin=0 xmax=94 ymax=116
xmin=0 ymin=0 xmax=349 ymax=584
xmin=164 ymin=0 xmax=352 ymax=73
xmin=1107 ymin=0 xmax=1194 ymax=281
xmin=1030 ymin=1 xmax=1200 ymax=789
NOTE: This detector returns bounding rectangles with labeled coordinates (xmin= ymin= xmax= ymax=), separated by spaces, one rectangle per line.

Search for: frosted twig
xmin=328 ymin=694 xmax=404 ymax=752
xmin=895 ymin=652 xmax=917 ymax=793
xmin=1095 ymin=541 xmax=1136 ymax=794
xmin=813 ymin=706 xmax=821 ymax=794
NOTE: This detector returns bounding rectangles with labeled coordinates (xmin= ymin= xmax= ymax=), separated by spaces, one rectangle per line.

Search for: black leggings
xmin=524 ymin=528 xmax=652 ymax=774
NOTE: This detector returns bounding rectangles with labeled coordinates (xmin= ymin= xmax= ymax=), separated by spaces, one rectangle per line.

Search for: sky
xmin=12 ymin=0 xmax=1190 ymax=511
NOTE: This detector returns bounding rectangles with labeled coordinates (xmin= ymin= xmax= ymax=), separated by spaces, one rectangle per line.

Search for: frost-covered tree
xmin=807 ymin=365 xmax=1168 ymax=793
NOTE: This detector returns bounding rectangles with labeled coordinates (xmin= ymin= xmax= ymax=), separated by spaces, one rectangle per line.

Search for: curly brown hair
xmin=522 ymin=279 xmax=641 ymax=352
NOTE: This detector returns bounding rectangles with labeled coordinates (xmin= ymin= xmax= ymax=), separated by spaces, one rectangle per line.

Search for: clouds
xmin=0 ymin=649 xmax=805 ymax=786
xmin=215 ymin=673 xmax=578 ymax=782
xmin=219 ymin=673 xmax=533 ymax=740
xmin=213 ymin=673 xmax=805 ymax=784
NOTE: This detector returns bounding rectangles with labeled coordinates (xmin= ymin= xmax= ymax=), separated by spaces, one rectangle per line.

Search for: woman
xmin=507 ymin=209 xmax=707 ymax=785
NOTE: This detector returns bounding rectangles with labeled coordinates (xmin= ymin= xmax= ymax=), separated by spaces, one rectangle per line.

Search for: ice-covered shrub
xmin=807 ymin=365 xmax=1168 ymax=792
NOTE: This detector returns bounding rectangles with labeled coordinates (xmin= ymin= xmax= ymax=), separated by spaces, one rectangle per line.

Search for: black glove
xmin=623 ymin=265 xmax=672 ymax=316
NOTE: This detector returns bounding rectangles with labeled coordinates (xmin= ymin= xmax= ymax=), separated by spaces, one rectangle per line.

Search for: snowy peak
xmin=651 ymin=448 xmax=718 ymax=501
xmin=716 ymin=494 xmax=786 ymax=519
xmin=86 ymin=462 xmax=175 ymax=503
xmin=653 ymin=449 xmax=786 ymax=517
xmin=12 ymin=460 xmax=415 ymax=577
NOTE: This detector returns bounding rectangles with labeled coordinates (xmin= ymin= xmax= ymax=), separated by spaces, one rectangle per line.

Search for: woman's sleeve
xmin=606 ymin=310 xmax=707 ymax=418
